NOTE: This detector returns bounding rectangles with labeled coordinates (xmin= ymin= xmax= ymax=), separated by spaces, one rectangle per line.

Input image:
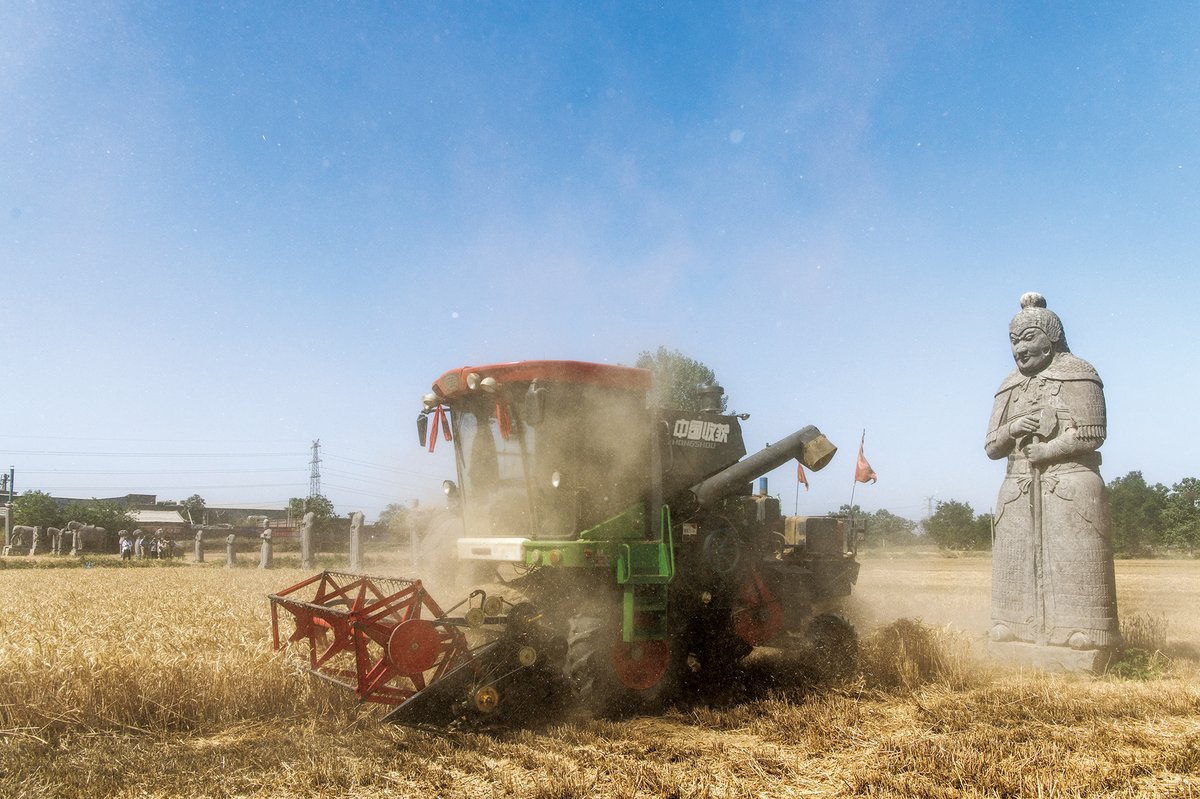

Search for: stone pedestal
xmin=988 ymin=640 xmax=1114 ymax=674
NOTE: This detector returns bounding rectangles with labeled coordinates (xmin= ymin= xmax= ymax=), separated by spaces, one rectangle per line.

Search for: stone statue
xmin=225 ymin=534 xmax=237 ymax=568
xmin=66 ymin=520 xmax=82 ymax=555
xmin=299 ymin=511 xmax=315 ymax=570
xmin=986 ymin=292 xmax=1119 ymax=670
xmin=194 ymin=528 xmax=205 ymax=563
xmin=349 ymin=511 xmax=364 ymax=572
xmin=11 ymin=525 xmax=32 ymax=551
xmin=259 ymin=529 xmax=273 ymax=569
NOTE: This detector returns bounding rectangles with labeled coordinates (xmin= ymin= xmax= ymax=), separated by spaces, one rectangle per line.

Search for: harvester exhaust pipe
xmin=690 ymin=426 xmax=837 ymax=507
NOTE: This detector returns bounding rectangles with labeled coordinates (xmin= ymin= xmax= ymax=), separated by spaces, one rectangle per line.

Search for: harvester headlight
xmin=466 ymin=372 xmax=481 ymax=390
xmin=442 ymin=480 xmax=459 ymax=498
xmin=550 ymin=471 xmax=562 ymax=489
xmin=479 ymin=376 xmax=498 ymax=393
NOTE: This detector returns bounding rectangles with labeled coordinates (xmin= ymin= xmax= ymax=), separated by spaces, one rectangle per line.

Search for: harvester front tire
xmin=565 ymin=614 xmax=671 ymax=718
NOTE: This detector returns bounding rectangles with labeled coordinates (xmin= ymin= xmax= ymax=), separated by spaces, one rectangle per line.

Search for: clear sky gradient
xmin=3 ymin=3 xmax=1198 ymax=522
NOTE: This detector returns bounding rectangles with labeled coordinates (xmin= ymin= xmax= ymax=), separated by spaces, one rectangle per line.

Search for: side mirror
xmin=524 ymin=382 xmax=546 ymax=426
xmin=417 ymin=413 xmax=429 ymax=448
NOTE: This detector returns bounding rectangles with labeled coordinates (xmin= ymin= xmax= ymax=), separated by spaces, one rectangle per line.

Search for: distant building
xmin=47 ymin=494 xmax=289 ymax=529
xmin=130 ymin=509 xmax=190 ymax=537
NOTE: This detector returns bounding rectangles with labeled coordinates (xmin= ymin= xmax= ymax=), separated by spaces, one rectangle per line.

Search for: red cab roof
xmin=432 ymin=360 xmax=650 ymax=400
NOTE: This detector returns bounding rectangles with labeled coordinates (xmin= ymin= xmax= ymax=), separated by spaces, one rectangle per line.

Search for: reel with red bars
xmin=269 ymin=571 xmax=473 ymax=705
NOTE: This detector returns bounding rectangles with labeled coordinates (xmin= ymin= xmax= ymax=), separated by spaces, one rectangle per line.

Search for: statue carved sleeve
xmin=1040 ymin=378 xmax=1106 ymax=462
xmin=985 ymin=388 xmax=1016 ymax=460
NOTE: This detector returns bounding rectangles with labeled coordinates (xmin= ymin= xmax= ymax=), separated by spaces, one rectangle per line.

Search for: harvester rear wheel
xmin=565 ymin=613 xmax=673 ymax=718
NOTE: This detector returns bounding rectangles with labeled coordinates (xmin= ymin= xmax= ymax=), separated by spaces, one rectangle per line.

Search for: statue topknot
xmin=1020 ymin=291 xmax=1047 ymax=309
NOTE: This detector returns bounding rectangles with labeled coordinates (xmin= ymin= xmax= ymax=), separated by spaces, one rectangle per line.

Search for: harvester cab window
xmin=451 ymin=380 xmax=651 ymax=541
xmin=454 ymin=400 xmax=533 ymax=536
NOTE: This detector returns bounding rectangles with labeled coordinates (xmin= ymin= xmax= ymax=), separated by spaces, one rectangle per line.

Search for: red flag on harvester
xmin=796 ymin=460 xmax=809 ymax=490
xmin=855 ymin=432 xmax=877 ymax=484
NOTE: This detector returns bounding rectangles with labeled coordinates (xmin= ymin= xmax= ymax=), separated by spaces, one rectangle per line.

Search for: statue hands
xmin=1023 ymin=441 xmax=1052 ymax=465
xmin=1008 ymin=415 xmax=1040 ymax=440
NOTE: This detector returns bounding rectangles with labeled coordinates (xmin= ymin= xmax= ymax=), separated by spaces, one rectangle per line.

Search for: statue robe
xmin=985 ymin=352 xmax=1119 ymax=648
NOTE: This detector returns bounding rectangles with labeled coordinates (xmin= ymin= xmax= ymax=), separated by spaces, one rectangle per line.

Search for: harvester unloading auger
xmin=270 ymin=360 xmax=860 ymax=728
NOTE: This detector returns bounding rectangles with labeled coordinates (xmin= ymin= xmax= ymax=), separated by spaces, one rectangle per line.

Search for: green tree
xmin=636 ymin=346 xmax=726 ymax=412
xmin=924 ymin=500 xmax=988 ymax=550
xmin=377 ymin=502 xmax=413 ymax=539
xmin=12 ymin=490 xmax=64 ymax=530
xmin=1107 ymin=471 xmax=1167 ymax=555
xmin=179 ymin=494 xmax=207 ymax=525
xmin=62 ymin=500 xmax=138 ymax=545
xmin=1162 ymin=477 xmax=1200 ymax=554
xmin=866 ymin=509 xmax=919 ymax=547
xmin=974 ymin=512 xmax=995 ymax=550
xmin=289 ymin=494 xmax=335 ymax=521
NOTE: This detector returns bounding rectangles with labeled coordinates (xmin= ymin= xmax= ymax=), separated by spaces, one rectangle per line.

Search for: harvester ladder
xmin=617 ymin=506 xmax=674 ymax=642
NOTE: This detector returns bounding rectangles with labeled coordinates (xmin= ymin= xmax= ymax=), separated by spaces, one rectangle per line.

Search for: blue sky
xmin=2 ymin=2 xmax=1197 ymax=522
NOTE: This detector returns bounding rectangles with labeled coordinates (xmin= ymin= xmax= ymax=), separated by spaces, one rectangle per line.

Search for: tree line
xmin=832 ymin=470 xmax=1200 ymax=556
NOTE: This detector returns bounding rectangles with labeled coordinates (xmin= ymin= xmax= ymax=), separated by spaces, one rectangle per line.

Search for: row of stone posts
xmin=219 ymin=509 xmax=368 ymax=571
xmin=1 ymin=506 xmax=372 ymax=572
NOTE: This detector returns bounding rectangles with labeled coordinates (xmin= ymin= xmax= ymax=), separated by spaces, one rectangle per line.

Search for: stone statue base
xmin=988 ymin=640 xmax=1114 ymax=674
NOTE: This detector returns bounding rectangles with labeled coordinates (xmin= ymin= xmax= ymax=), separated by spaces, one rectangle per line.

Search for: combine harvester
xmin=270 ymin=360 xmax=859 ymax=728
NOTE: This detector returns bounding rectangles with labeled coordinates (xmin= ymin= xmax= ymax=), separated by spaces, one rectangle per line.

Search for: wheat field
xmin=1 ymin=555 xmax=1197 ymax=798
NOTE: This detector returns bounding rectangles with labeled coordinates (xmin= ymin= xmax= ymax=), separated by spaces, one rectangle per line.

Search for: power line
xmin=34 ymin=483 xmax=303 ymax=491
xmin=323 ymin=452 xmax=433 ymax=477
xmin=321 ymin=482 xmax=411 ymax=501
xmin=322 ymin=467 xmax=428 ymax=490
xmin=0 ymin=435 xmax=303 ymax=444
xmin=21 ymin=467 xmax=308 ymax=476
xmin=0 ymin=449 xmax=304 ymax=458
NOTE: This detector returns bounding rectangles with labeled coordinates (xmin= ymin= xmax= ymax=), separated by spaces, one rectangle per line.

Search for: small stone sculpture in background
xmin=225 ymin=534 xmax=237 ymax=568
xmin=349 ymin=512 xmax=364 ymax=572
xmin=259 ymin=529 xmax=273 ymax=569
xmin=985 ymin=292 xmax=1119 ymax=671
xmin=299 ymin=511 xmax=315 ymax=570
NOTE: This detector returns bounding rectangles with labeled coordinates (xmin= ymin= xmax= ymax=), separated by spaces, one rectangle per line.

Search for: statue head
xmin=1009 ymin=292 xmax=1069 ymax=376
